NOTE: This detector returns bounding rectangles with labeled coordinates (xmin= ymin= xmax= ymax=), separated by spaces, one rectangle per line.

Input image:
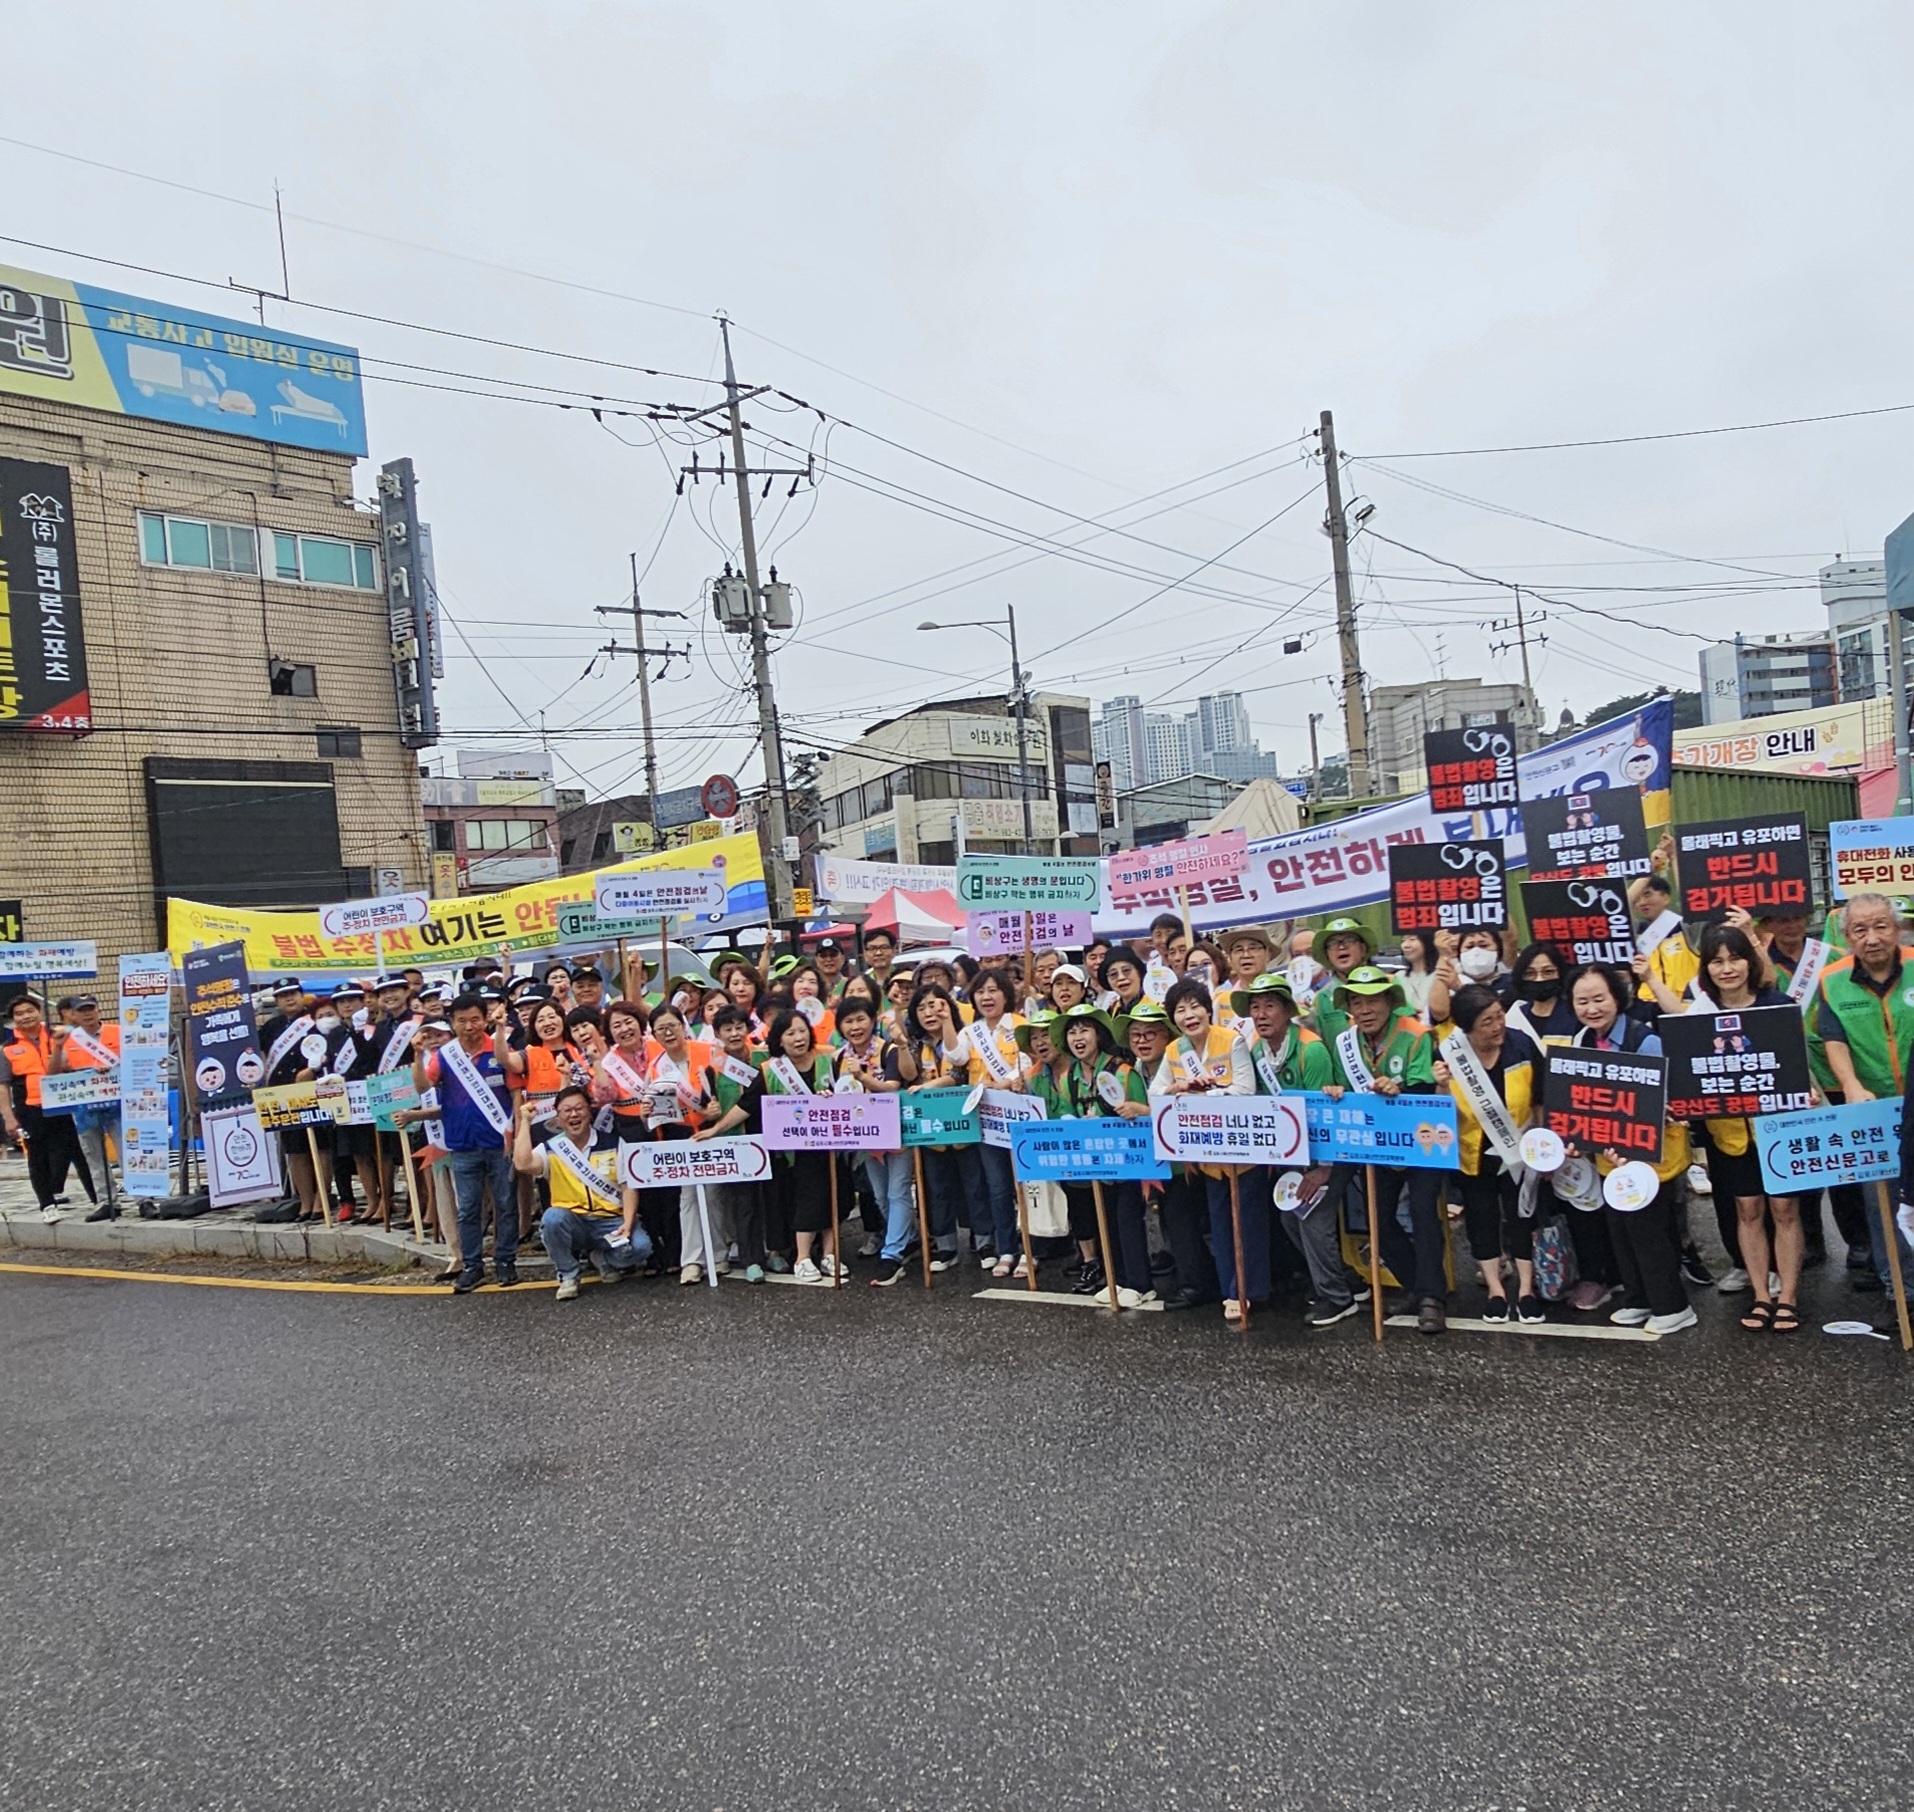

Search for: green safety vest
xmin=1325 ymin=1019 xmax=1435 ymax=1091
xmin=1816 ymin=948 xmax=1914 ymax=1097
xmin=1249 ymin=1028 xmax=1335 ymax=1093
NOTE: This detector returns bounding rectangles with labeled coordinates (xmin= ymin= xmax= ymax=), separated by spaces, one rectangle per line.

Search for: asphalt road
xmin=4 ymin=1255 xmax=1911 ymax=1812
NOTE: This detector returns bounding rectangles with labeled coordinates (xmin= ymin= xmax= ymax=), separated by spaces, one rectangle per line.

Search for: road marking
xmin=973 ymin=1286 xmax=1164 ymax=1313
xmin=1384 ymin=1313 xmax=1661 ymax=1343
xmin=0 ymin=1260 xmax=506 ymax=1297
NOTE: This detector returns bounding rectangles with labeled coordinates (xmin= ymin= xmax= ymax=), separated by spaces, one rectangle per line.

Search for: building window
xmin=430 ymin=819 xmax=458 ymax=852
xmin=591 ymin=830 xmax=613 ymax=861
xmin=916 ymin=841 xmax=957 ymax=866
xmin=315 ymin=726 xmax=361 ymax=759
xmin=467 ymin=818 xmax=548 ymax=852
xmin=269 ymin=661 xmax=317 ymax=697
xmin=137 ymin=511 xmax=258 ymax=575
xmin=271 ymin=530 xmax=379 ymax=590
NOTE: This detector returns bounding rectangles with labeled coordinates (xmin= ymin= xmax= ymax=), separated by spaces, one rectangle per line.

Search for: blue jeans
xmin=863 ymin=1150 xmax=918 ymax=1260
xmin=1207 ymin=1169 xmax=1272 ymax=1304
xmin=448 ymin=1146 xmax=517 ymax=1274
xmin=958 ymin=1143 xmax=1022 ymax=1258
xmin=917 ymin=1147 xmax=964 ymax=1257
xmin=541 ymin=1206 xmax=651 ymax=1281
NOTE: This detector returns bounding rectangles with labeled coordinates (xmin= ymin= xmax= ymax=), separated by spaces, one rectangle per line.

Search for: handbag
xmin=1530 ymin=1215 xmax=1579 ymax=1301
xmin=1021 ymin=1179 xmax=1070 ymax=1240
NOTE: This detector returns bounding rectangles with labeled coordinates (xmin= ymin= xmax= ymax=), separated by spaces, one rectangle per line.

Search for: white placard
xmin=618 ymin=1135 xmax=772 ymax=1188
xmin=817 ymin=855 xmax=959 ymax=904
xmin=761 ymin=1093 xmax=903 ymax=1151
xmin=203 ymin=1105 xmax=285 ymax=1208
xmin=1519 ymin=1126 xmax=1566 ymax=1173
xmin=1151 ymin=1095 xmax=1309 ymax=1167
xmin=39 ymin=1070 xmax=121 ymax=1111
xmin=1603 ymin=1160 xmax=1660 ymax=1212
xmin=979 ymin=1088 xmax=1047 ymax=1149
xmin=595 ymin=868 xmax=727 ymax=919
xmin=317 ymin=893 xmax=430 ymax=940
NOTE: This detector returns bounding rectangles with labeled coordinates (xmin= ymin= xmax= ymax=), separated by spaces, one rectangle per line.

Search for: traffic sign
xmin=701 ymin=773 xmax=741 ymax=819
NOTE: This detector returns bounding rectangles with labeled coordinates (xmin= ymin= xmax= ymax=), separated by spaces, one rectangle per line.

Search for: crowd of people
xmin=9 ymin=867 xmax=1914 ymax=1339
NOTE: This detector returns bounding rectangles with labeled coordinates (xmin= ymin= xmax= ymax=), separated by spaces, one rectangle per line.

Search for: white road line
xmin=1385 ymin=1313 xmax=1661 ymax=1343
xmin=973 ymin=1286 xmax=1165 ymax=1313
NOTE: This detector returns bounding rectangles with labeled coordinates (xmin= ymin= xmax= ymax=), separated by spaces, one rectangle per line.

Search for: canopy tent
xmin=861 ymin=887 xmax=965 ymax=945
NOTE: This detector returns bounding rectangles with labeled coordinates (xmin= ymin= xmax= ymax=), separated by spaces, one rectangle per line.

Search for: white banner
xmin=1151 ymin=1095 xmax=1309 ymax=1166
xmin=317 ymin=893 xmax=429 ymax=940
xmin=39 ymin=1070 xmax=121 ymax=1111
xmin=595 ymin=868 xmax=728 ymax=919
xmin=203 ymin=1105 xmax=285 ymax=1208
xmin=980 ymin=1087 xmax=1047 ymax=1150
xmin=817 ymin=855 xmax=958 ymax=904
xmin=761 ymin=1093 xmax=903 ymax=1151
xmin=119 ymin=952 xmax=174 ymax=1199
xmin=1095 ymin=703 xmax=1672 ymax=938
xmin=0 ymin=941 xmax=97 ymax=979
xmin=965 ymin=910 xmax=1092 ymax=957
xmin=619 ymin=1135 xmax=772 ymax=1188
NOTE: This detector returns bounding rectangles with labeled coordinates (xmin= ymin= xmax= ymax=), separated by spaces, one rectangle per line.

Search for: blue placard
xmin=1828 ymin=816 xmax=1914 ymax=901
xmin=1300 ymin=1092 xmax=1460 ymax=1169
xmin=1010 ymin=1118 xmax=1168 ymax=1183
xmin=1756 ymin=1098 xmax=1902 ymax=1194
xmin=900 ymin=1086 xmax=983 ymax=1148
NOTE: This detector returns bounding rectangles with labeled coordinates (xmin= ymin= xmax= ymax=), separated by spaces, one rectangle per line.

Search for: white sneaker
xmin=1687 ymin=1164 xmax=1713 ymax=1197
xmin=1716 ymin=1267 xmax=1751 ymax=1294
xmin=819 ymin=1254 xmax=847 ymax=1278
xmin=1609 ymin=1305 xmax=1652 ymax=1327
xmin=1116 ymin=1287 xmax=1144 ymax=1309
xmin=928 ymin=1252 xmax=961 ymax=1273
xmin=40 ymin=1205 xmax=63 ymax=1223
xmin=1647 ymin=1306 xmax=1698 ymax=1335
xmin=679 ymin=1263 xmax=702 ymax=1286
xmin=554 ymin=1274 xmax=580 ymax=1302
xmin=857 ymin=1236 xmax=880 ymax=1259
xmin=792 ymin=1258 xmax=822 ymax=1282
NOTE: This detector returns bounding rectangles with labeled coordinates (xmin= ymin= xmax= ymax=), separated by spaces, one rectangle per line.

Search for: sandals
xmin=1770 ymin=1300 xmax=1802 ymax=1334
xmin=1739 ymin=1301 xmax=1775 ymax=1332
xmin=1012 ymin=1256 xmax=1031 ymax=1280
xmin=990 ymin=1256 xmax=1015 ymax=1280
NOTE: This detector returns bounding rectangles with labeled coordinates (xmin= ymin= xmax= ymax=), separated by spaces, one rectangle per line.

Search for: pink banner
xmin=761 ymin=1093 xmax=902 ymax=1151
xmin=965 ymin=910 xmax=1093 ymax=957
xmin=1108 ymin=830 xmax=1249 ymax=893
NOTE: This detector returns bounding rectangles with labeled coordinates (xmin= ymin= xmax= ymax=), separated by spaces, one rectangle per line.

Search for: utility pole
xmin=595 ymin=557 xmax=688 ymax=840
xmin=720 ymin=319 xmax=794 ymax=924
xmin=1488 ymin=585 xmax=1547 ymax=746
xmin=1008 ymin=603 xmax=1034 ymax=854
xmin=1307 ymin=711 xmax=1323 ymax=804
xmin=1319 ymin=410 xmax=1370 ymax=799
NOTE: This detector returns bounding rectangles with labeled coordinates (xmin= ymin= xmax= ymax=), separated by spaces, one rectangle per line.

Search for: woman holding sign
xmin=1149 ymin=979 xmax=1259 ymax=1323
xmin=940 ymin=968 xmax=1026 ymax=1280
xmin=1565 ymin=963 xmax=1693 ymax=1331
xmin=1433 ymin=985 xmax=1545 ymax=1322
xmin=642 ymin=1005 xmax=717 ymax=1284
xmin=901 ymin=986 xmax=969 ymax=1271
xmin=1681 ymin=925 xmax=1803 ymax=1333
xmin=762 ymin=1009 xmax=845 ymax=1282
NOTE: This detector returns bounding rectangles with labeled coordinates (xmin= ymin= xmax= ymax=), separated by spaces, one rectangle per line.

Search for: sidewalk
xmin=0 ymin=1145 xmax=475 ymax=1270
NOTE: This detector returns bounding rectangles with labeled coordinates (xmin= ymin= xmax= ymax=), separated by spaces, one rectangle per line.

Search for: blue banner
xmin=1301 ymin=1092 xmax=1459 ymax=1170
xmin=1010 ymin=1118 xmax=1168 ymax=1183
xmin=900 ymin=1086 xmax=983 ymax=1148
xmin=1756 ymin=1098 xmax=1902 ymax=1194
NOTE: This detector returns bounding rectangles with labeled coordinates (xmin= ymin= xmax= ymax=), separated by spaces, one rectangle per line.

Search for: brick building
xmin=0 ymin=262 xmax=432 ymax=962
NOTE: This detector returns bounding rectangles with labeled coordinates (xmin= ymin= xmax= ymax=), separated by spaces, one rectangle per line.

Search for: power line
xmin=1358 ymin=399 xmax=1914 ymax=459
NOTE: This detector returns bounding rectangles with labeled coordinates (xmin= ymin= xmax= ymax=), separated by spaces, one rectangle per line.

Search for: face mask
xmin=1516 ymin=976 xmax=1558 ymax=1002
xmin=315 ymin=1014 xmax=341 ymax=1032
xmin=1459 ymin=948 xmax=1500 ymax=980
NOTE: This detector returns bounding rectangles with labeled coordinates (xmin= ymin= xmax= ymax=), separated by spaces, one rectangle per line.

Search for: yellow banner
xmin=166 ymin=834 xmax=766 ymax=975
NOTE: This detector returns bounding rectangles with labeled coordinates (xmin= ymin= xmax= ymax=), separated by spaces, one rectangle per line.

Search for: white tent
xmin=1201 ymin=776 xmax=1304 ymax=843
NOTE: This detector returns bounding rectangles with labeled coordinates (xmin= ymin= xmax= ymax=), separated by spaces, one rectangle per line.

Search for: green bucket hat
xmin=708 ymin=949 xmax=755 ymax=978
xmin=1055 ymin=1000 xmax=1119 ymax=1045
xmin=1311 ymin=916 xmax=1372 ymax=967
xmin=1116 ymin=999 xmax=1172 ymax=1042
xmin=1333 ymin=964 xmax=1405 ymax=1009
xmin=1229 ymin=971 xmax=1297 ymax=1017
xmin=1013 ymin=1009 xmax=1061 ymax=1054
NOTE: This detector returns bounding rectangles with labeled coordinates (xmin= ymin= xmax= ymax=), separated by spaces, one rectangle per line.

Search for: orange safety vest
xmin=65 ymin=1023 xmax=121 ymax=1070
xmin=4 ymin=1026 xmax=53 ymax=1105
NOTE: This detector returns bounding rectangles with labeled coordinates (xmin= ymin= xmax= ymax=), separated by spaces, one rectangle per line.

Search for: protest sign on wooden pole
xmin=305 ymin=1125 xmax=334 ymax=1228
xmin=615 ymin=938 xmax=629 ymax=1002
xmin=1875 ymin=1181 xmax=1913 ymax=1350
xmin=1177 ymin=884 xmax=1192 ymax=943
xmin=828 ymin=1156 xmax=842 ymax=1290
xmin=1017 ymin=1181 xmax=1038 ymax=1290
xmin=397 ymin=1129 xmax=427 ymax=1244
xmin=695 ymin=1183 xmax=721 ymax=1290
xmin=1090 ymin=1180 xmax=1122 ymax=1313
xmin=1365 ymin=1166 xmax=1384 ymax=1343
xmin=912 ymin=1148 xmax=934 ymax=1290
xmin=1225 ymin=1166 xmax=1249 ymax=1328
xmin=658 ymin=917 xmax=670 ymax=1004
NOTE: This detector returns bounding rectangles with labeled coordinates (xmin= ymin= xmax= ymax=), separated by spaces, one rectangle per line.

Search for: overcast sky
xmin=11 ymin=1 xmax=1914 ymax=797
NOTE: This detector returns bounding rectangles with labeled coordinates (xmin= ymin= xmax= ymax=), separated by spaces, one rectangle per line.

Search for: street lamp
xmin=917 ymin=608 xmax=1034 ymax=854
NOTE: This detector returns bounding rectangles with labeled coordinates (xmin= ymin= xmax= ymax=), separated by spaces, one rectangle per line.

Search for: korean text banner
xmin=182 ymin=940 xmax=263 ymax=1110
xmin=1541 ymin=1047 xmax=1667 ymax=1164
xmin=1094 ymin=700 xmax=1672 ymax=938
xmin=1660 ymin=1004 xmax=1814 ymax=1120
xmin=165 ymin=835 xmax=765 ymax=975
xmin=0 ymin=457 xmax=88 ymax=732
xmin=1676 ymin=815 xmax=1812 ymax=922
xmin=0 ymin=263 xmax=367 ymax=456
xmin=1756 ymin=1098 xmax=1902 ymax=1194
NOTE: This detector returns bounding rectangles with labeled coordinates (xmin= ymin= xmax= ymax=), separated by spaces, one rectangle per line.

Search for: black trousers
xmin=1159 ymin=1171 xmax=1219 ymax=1302
xmin=1339 ymin=1163 xmax=1446 ymax=1302
xmin=1606 ymin=1187 xmax=1687 ymax=1316
xmin=19 ymin=1106 xmax=91 ymax=1206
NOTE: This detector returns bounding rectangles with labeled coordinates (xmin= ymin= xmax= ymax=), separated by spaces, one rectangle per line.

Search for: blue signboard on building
xmin=0 ymin=262 xmax=367 ymax=457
